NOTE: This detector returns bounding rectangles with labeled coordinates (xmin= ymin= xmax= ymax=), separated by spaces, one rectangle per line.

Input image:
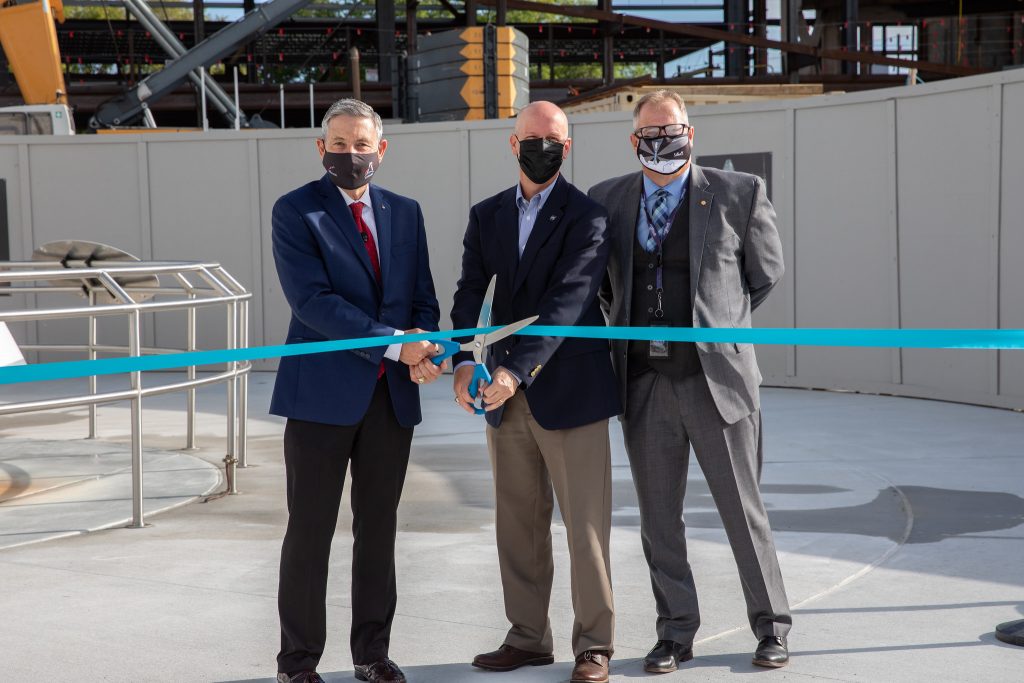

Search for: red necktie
xmin=350 ymin=201 xmax=386 ymax=379
xmin=350 ymin=201 xmax=382 ymax=285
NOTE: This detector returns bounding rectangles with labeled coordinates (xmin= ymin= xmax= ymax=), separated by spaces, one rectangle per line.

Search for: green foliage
xmin=64 ymin=1 xmax=192 ymax=22
xmin=532 ymin=61 xmax=654 ymax=81
xmin=483 ymin=0 xmax=599 ymax=25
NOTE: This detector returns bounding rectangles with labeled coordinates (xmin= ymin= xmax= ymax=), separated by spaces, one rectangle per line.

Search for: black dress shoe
xmin=643 ymin=640 xmax=694 ymax=674
xmin=752 ymin=636 xmax=789 ymax=668
xmin=276 ymin=672 xmax=325 ymax=683
xmin=354 ymin=658 xmax=406 ymax=682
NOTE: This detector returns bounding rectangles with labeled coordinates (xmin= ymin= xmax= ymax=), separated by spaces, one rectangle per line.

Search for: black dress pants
xmin=277 ymin=380 xmax=414 ymax=674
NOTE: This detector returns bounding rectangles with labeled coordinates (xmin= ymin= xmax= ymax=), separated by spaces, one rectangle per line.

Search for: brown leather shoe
xmin=571 ymin=650 xmax=610 ymax=683
xmin=471 ymin=644 xmax=554 ymax=671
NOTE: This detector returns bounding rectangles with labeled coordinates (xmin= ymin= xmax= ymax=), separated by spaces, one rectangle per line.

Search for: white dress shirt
xmin=338 ymin=185 xmax=403 ymax=362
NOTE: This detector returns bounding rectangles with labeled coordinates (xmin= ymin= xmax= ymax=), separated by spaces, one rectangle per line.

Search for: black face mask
xmin=322 ymin=150 xmax=380 ymax=190
xmin=516 ymin=137 xmax=565 ymax=184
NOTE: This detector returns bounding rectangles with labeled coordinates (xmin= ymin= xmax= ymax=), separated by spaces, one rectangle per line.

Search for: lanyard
xmin=640 ymin=185 xmax=684 ymax=318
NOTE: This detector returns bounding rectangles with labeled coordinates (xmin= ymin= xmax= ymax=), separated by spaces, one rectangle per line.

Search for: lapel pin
xmin=549 ymin=215 xmax=557 ymax=221
xmin=700 ymin=199 xmax=707 ymax=206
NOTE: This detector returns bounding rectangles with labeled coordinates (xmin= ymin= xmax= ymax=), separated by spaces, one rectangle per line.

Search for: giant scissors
xmin=431 ymin=275 xmax=537 ymax=415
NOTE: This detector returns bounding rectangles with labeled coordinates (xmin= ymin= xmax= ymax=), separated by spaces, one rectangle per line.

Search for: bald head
xmin=514 ymin=101 xmax=569 ymax=141
xmin=510 ymin=101 xmax=571 ymax=193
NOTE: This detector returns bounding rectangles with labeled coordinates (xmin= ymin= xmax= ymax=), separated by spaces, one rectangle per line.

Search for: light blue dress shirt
xmin=516 ymin=180 xmax=557 ymax=257
xmin=456 ymin=181 xmax=558 ymax=383
xmin=637 ymin=167 xmax=690 ymax=250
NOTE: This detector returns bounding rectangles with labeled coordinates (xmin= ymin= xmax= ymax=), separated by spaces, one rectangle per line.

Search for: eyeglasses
xmin=633 ymin=123 xmax=690 ymax=139
xmin=517 ymin=135 xmax=568 ymax=145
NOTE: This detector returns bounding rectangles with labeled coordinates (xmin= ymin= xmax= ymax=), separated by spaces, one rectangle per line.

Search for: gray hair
xmin=321 ymin=99 xmax=383 ymax=142
xmin=632 ymin=89 xmax=688 ymax=128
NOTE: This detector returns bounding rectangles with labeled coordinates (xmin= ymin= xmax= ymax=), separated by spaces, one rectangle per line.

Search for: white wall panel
xmin=998 ymin=81 xmax=1024 ymax=401
xmin=793 ymin=101 xmax=899 ymax=387
xmin=29 ymin=142 xmax=143 ymax=355
xmin=897 ymin=87 xmax=997 ymax=399
xmin=148 ymin=139 xmax=256 ymax=354
xmin=570 ymin=119 xmax=637 ymax=192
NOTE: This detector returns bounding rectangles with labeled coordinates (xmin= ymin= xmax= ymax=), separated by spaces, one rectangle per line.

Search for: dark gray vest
xmin=628 ymin=195 xmax=701 ymax=379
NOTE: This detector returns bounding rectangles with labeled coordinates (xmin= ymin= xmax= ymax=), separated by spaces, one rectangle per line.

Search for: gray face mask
xmin=636 ymin=134 xmax=691 ymax=175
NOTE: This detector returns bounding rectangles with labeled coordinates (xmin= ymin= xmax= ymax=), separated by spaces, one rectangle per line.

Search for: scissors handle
xmin=430 ymin=340 xmax=461 ymax=366
xmin=467 ymin=363 xmax=492 ymax=415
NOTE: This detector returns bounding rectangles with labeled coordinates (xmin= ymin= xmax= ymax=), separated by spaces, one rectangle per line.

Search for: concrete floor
xmin=1 ymin=372 xmax=1022 ymax=682
xmin=0 ymin=438 xmax=221 ymax=550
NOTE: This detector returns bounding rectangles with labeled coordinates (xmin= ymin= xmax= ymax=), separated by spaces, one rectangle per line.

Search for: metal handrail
xmin=0 ymin=260 xmax=252 ymax=528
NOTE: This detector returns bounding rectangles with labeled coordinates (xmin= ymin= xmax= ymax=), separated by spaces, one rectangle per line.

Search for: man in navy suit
xmin=270 ymin=99 xmax=443 ymax=683
xmin=451 ymin=101 xmax=621 ymax=683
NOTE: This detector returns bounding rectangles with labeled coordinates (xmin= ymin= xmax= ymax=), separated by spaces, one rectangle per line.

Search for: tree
xmin=62 ymin=2 xmax=225 ymax=75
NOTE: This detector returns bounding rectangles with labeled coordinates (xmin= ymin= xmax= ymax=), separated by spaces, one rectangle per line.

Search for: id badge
xmin=648 ymin=323 xmax=672 ymax=360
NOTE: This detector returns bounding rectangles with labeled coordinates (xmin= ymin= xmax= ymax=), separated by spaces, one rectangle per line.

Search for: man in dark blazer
xmin=451 ymin=101 xmax=621 ymax=683
xmin=589 ymin=90 xmax=792 ymax=673
xmin=270 ymin=99 xmax=443 ymax=683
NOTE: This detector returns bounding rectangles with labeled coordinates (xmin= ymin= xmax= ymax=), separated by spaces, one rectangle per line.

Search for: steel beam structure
xmin=475 ymin=0 xmax=984 ymax=76
xmin=90 ymin=0 xmax=314 ymax=127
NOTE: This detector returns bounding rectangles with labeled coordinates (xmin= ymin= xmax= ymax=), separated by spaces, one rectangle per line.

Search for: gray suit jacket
xmin=588 ymin=164 xmax=784 ymax=424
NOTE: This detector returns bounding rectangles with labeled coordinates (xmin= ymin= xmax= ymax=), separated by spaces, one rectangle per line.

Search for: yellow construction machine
xmin=0 ymin=0 xmax=75 ymax=134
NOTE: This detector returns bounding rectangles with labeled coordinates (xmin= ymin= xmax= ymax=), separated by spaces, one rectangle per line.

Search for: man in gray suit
xmin=589 ymin=90 xmax=792 ymax=672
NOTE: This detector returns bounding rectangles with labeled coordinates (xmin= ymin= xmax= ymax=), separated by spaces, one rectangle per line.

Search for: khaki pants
xmin=486 ymin=391 xmax=614 ymax=656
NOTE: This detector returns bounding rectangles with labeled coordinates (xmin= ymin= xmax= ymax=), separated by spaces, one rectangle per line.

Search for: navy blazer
xmin=270 ymin=175 xmax=440 ymax=427
xmin=451 ymin=175 xmax=622 ymax=430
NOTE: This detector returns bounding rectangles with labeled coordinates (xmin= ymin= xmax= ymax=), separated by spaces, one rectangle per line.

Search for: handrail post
xmin=238 ymin=299 xmax=249 ymax=468
xmin=185 ymin=293 xmax=197 ymax=450
xmin=87 ymin=288 xmax=98 ymax=439
xmin=224 ymin=299 xmax=239 ymax=494
xmin=128 ymin=307 xmax=146 ymax=528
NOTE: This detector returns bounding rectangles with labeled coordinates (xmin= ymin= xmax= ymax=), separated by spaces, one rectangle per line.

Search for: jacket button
xmin=647 ymin=284 xmax=653 ymax=291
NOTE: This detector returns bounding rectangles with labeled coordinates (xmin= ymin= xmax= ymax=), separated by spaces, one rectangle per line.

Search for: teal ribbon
xmin=2 ymin=326 xmax=1024 ymax=386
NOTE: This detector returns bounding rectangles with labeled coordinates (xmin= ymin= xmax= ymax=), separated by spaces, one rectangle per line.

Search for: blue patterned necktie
xmin=645 ymin=188 xmax=671 ymax=253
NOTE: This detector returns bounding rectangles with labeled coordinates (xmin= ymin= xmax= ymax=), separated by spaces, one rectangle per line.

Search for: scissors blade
xmin=481 ymin=315 xmax=539 ymax=348
xmin=476 ymin=275 xmax=497 ymax=330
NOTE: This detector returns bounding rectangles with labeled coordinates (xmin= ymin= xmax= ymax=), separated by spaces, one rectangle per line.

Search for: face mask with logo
xmin=516 ymin=137 xmax=565 ymax=184
xmin=322 ymin=150 xmax=380 ymax=190
xmin=636 ymin=133 xmax=691 ymax=175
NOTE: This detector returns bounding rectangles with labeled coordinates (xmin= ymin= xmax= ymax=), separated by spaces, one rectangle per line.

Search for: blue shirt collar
xmin=642 ymin=166 xmax=690 ymax=202
xmin=516 ymin=176 xmax=558 ymax=209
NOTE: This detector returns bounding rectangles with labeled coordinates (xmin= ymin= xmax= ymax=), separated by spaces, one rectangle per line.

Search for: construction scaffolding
xmin=1 ymin=0 xmax=1020 ymax=128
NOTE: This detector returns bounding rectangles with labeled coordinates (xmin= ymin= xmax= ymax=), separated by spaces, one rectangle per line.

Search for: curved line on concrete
xmin=0 ymin=460 xmax=31 ymax=502
xmin=0 ymin=457 xmax=224 ymax=552
xmin=688 ymin=465 xmax=916 ymax=649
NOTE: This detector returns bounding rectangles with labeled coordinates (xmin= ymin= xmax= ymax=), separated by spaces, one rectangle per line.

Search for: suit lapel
xmin=618 ymin=173 xmax=643 ymax=311
xmin=369 ymin=185 xmax=391 ymax=291
xmin=688 ymin=164 xmax=714 ymax=308
xmin=513 ymin=175 xmax=568 ymax=295
xmin=495 ymin=188 xmax=520 ymax=295
xmin=317 ymin=175 xmax=377 ymax=287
